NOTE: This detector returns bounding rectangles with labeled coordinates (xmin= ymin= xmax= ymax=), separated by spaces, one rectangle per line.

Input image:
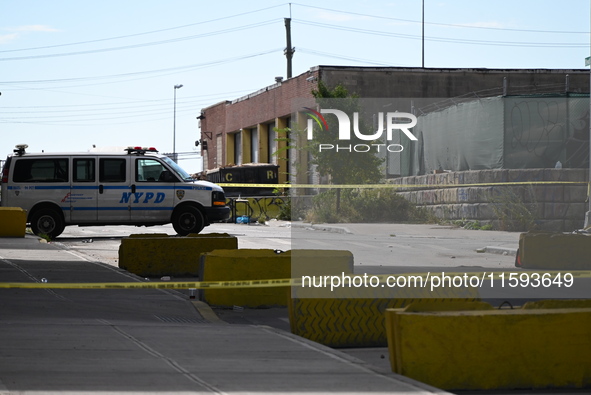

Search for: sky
xmin=1 ymin=0 xmax=589 ymax=173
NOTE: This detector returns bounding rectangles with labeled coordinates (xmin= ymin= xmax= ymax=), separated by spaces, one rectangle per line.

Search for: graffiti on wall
xmin=226 ymin=196 xmax=288 ymax=222
xmin=506 ymin=97 xmax=590 ymax=168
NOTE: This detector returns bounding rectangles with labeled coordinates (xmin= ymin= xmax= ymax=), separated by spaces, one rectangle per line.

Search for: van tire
xmin=30 ymin=208 xmax=64 ymax=239
xmin=172 ymin=206 xmax=205 ymax=235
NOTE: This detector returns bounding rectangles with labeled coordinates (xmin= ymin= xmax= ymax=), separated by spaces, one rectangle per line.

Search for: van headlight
xmin=212 ymin=191 xmax=226 ymax=206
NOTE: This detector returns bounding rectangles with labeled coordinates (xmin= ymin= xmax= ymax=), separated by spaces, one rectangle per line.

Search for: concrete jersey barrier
xmin=118 ymin=233 xmax=238 ymax=277
xmin=0 ymin=207 xmax=27 ymax=237
xmin=385 ymin=300 xmax=591 ymax=390
xmin=198 ymin=249 xmax=354 ymax=308
xmin=518 ymin=231 xmax=591 ymax=270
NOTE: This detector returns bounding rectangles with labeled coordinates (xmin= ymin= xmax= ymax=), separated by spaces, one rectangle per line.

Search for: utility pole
xmin=284 ymin=17 xmax=295 ymax=79
xmin=421 ymin=0 xmax=425 ymax=68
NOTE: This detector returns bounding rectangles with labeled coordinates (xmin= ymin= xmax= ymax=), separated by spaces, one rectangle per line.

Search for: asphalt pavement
xmin=0 ymin=233 xmax=450 ymax=394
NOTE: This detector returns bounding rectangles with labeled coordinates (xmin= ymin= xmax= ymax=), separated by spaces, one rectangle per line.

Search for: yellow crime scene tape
xmin=0 ymin=278 xmax=296 ymax=290
xmin=217 ymin=181 xmax=589 ymax=189
xmin=1 ymin=271 xmax=590 ymax=290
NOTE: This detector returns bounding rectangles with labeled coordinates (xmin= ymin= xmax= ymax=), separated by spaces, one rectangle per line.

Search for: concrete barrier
xmin=199 ymin=249 xmax=354 ymax=308
xmin=0 ymin=207 xmax=27 ymax=237
xmin=289 ymin=285 xmax=480 ymax=348
xmin=118 ymin=233 xmax=237 ymax=277
xmin=289 ymin=249 xmax=354 ymax=277
xmin=518 ymin=232 xmax=591 ymax=269
xmin=522 ymin=299 xmax=591 ymax=309
xmin=385 ymin=301 xmax=591 ymax=390
xmin=199 ymin=249 xmax=290 ymax=307
xmin=392 ymin=169 xmax=589 ymax=232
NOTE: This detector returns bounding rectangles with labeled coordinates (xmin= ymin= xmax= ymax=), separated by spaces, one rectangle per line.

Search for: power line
xmin=0 ymin=90 xmax=252 ymax=110
xmin=0 ymin=19 xmax=282 ymax=61
xmin=295 ymin=19 xmax=589 ymax=48
xmin=0 ymin=48 xmax=283 ymax=90
xmin=0 ymin=105 xmax=199 ymax=124
xmin=297 ymin=48 xmax=405 ymax=66
xmin=0 ymin=93 xmax=238 ymax=123
xmin=2 ymin=101 xmax=198 ymax=117
xmin=0 ymin=88 xmax=260 ymax=124
xmin=291 ymin=3 xmax=590 ymax=34
xmin=0 ymin=4 xmax=287 ymax=54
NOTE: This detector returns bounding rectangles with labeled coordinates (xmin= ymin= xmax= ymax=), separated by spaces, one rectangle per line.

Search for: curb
xmin=190 ymin=300 xmax=229 ymax=325
xmin=260 ymin=326 xmax=453 ymax=394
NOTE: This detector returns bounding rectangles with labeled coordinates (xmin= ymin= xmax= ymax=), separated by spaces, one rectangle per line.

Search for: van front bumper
xmin=204 ymin=206 xmax=231 ymax=222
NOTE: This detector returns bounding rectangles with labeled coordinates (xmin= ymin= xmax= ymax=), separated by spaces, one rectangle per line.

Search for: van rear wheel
xmin=30 ymin=208 xmax=64 ymax=239
xmin=172 ymin=206 xmax=205 ymax=235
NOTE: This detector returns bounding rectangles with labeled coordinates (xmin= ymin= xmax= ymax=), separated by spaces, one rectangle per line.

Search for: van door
xmin=69 ymin=157 xmax=98 ymax=222
xmin=130 ymin=157 xmax=175 ymax=223
xmin=97 ymin=157 xmax=131 ymax=222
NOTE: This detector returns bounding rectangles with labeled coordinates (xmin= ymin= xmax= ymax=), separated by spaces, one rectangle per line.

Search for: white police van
xmin=0 ymin=145 xmax=230 ymax=238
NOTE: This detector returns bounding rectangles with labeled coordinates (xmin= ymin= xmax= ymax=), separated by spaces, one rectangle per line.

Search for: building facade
xmin=199 ymin=66 xmax=590 ymax=184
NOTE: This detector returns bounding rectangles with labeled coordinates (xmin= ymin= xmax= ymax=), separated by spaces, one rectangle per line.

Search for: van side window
xmin=73 ymin=158 xmax=95 ymax=182
xmin=99 ymin=158 xmax=126 ymax=182
xmin=136 ymin=159 xmax=167 ymax=182
xmin=13 ymin=158 xmax=69 ymax=182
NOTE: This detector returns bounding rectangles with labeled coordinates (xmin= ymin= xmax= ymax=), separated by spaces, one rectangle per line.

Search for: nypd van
xmin=0 ymin=145 xmax=230 ymax=238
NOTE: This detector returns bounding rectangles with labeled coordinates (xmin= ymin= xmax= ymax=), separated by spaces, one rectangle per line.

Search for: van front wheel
xmin=172 ymin=206 xmax=205 ymax=235
xmin=30 ymin=209 xmax=64 ymax=239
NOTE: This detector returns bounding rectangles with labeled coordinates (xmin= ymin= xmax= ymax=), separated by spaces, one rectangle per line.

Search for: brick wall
xmin=200 ymin=101 xmax=228 ymax=169
xmin=200 ymin=70 xmax=318 ymax=170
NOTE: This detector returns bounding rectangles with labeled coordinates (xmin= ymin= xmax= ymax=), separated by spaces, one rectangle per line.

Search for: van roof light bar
xmin=13 ymin=144 xmax=28 ymax=156
xmin=125 ymin=146 xmax=159 ymax=155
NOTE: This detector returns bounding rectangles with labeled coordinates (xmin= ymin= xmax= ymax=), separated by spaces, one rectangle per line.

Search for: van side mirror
xmin=159 ymin=171 xmax=178 ymax=182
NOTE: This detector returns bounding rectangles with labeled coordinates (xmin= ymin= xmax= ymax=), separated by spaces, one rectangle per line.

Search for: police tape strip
xmin=1 ymin=271 xmax=590 ymax=289
xmin=217 ymin=181 xmax=589 ymax=189
xmin=0 ymin=278 xmax=296 ymax=290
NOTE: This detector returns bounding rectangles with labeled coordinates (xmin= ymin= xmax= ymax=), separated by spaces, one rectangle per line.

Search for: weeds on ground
xmin=305 ymin=189 xmax=437 ymax=224
xmin=488 ymin=186 xmax=538 ymax=231
xmin=452 ymin=219 xmax=493 ymax=230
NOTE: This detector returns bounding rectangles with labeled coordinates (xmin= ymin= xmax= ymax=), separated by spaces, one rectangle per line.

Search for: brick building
xmin=198 ymin=66 xmax=589 ymax=184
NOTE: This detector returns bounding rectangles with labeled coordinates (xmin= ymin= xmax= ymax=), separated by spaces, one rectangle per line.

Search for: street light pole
xmin=173 ymin=84 xmax=183 ymax=162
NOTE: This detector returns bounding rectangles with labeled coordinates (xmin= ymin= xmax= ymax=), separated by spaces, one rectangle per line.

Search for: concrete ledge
xmin=0 ymin=207 xmax=27 ymax=238
xmin=190 ymin=300 xmax=229 ymax=325
xmin=385 ymin=301 xmax=591 ymax=390
xmin=118 ymin=233 xmax=237 ymax=277
xmin=199 ymin=249 xmax=354 ymax=308
xmin=518 ymin=232 xmax=591 ymax=269
xmin=391 ymin=169 xmax=588 ymax=232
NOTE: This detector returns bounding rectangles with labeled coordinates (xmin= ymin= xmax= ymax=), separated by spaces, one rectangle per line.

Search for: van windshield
xmin=162 ymin=156 xmax=193 ymax=181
